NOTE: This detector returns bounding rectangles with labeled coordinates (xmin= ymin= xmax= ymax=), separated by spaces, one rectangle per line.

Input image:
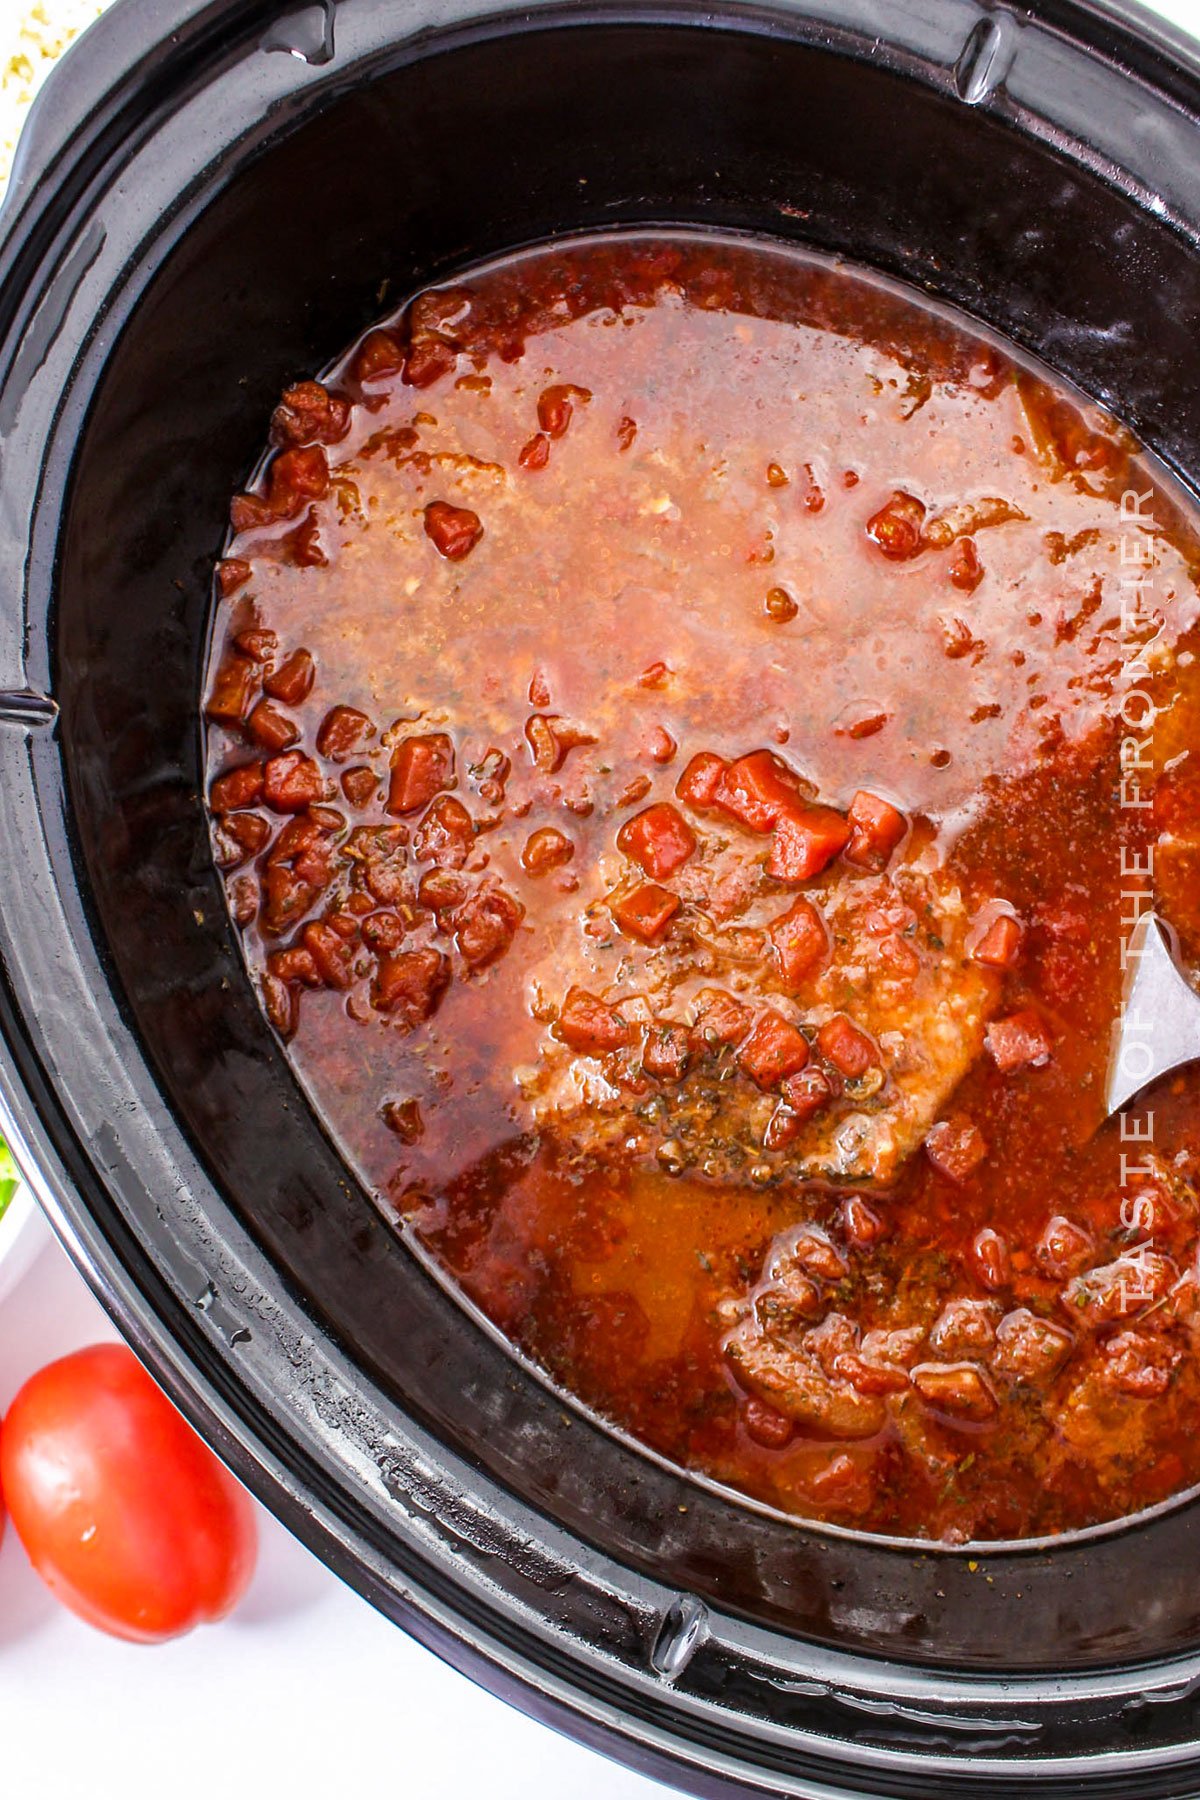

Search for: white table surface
xmin=0 ymin=1234 xmax=671 ymax=1800
xmin=4 ymin=0 xmax=1200 ymax=1795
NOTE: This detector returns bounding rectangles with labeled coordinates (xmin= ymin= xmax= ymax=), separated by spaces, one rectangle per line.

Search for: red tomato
xmin=0 ymin=1343 xmax=257 ymax=1642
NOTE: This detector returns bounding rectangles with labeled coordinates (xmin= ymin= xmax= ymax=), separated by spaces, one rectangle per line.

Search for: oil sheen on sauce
xmin=204 ymin=233 xmax=1200 ymax=1542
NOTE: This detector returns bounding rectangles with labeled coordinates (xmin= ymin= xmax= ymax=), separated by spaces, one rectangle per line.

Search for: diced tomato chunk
xmin=267 ymin=445 xmax=329 ymax=519
xmin=762 ymin=1106 xmax=802 ymax=1150
xmin=781 ymin=1066 xmax=834 ymax=1122
xmin=341 ymin=766 xmax=378 ymax=808
xmin=261 ymin=973 xmax=297 ymax=1037
xmin=216 ymin=558 xmax=251 ymax=597
xmin=361 ymin=910 xmax=406 ymax=954
xmin=230 ymin=493 xmax=276 ymax=534
xmin=841 ymin=1194 xmax=884 ymax=1248
xmin=949 ymin=537 xmax=983 ymax=592
xmin=616 ymin=803 xmax=696 ymax=880
xmin=642 ymin=1024 xmax=691 ymax=1081
xmin=262 ymin=752 xmax=325 ymax=813
xmin=354 ymin=328 xmax=405 ymax=382
xmin=675 ymin=751 xmax=727 ymax=810
xmin=234 ymin=628 xmax=277 ymax=663
xmin=387 ymin=733 xmax=454 ymax=815
xmin=414 ymin=795 xmax=475 ymax=868
xmin=274 ymin=819 xmax=331 ymax=879
xmin=269 ymin=945 xmax=321 ymax=986
xmin=1099 ymin=1329 xmax=1179 ymax=1397
xmin=271 ymin=380 xmax=350 ymax=447
xmin=317 ymin=705 xmax=374 ymax=761
xmin=519 ymin=433 xmax=550 ymax=471
xmin=220 ymin=812 xmax=270 ymax=862
xmin=521 ymin=827 xmax=574 ymax=876
xmin=206 ymin=654 xmax=260 ymax=726
xmin=616 ymin=774 xmax=652 ymax=808
xmin=925 ymin=1116 xmax=988 ymax=1184
xmin=972 ymin=914 xmax=1023 ymax=968
xmin=971 ymin=1227 xmax=1011 ymax=1290
xmin=403 ymin=339 xmax=458 ymax=389
xmin=264 ymin=648 xmax=315 ymax=706
xmin=525 ymin=714 xmax=596 ymax=773
xmin=691 ymin=987 xmax=752 ymax=1047
xmin=738 ymin=1010 xmax=810 ymax=1089
xmin=767 ymin=806 xmax=851 ymax=882
xmin=715 ymin=749 xmax=808 ymax=833
xmin=1036 ymin=1214 xmax=1094 ymax=1277
xmin=423 ymin=501 xmax=483 ymax=561
xmin=246 ymin=699 xmax=299 ymax=752
xmin=412 ymin=872 xmax=459 ymax=918
xmin=527 ymin=679 xmax=551 ymax=720
xmin=537 ymin=384 xmax=590 ymax=438
xmin=261 ymin=865 xmax=316 ymax=937
xmin=837 ymin=1355 xmax=910 ymax=1399
xmin=555 ymin=988 xmax=632 ymax=1055
xmin=816 ymin=1014 xmax=878 ymax=1078
xmin=866 ymin=490 xmax=926 ymax=560
xmin=372 ymin=947 xmax=450 ymax=1027
xmin=269 ymin=814 xmax=334 ymax=876
xmin=325 ymin=910 xmax=360 ymax=941
xmin=611 ymin=882 xmax=680 ymax=943
xmin=876 ymin=934 xmax=921 ymax=980
xmin=451 ymin=883 xmax=524 ymax=970
xmin=377 ymin=1097 xmax=423 ymax=1144
xmin=985 ymin=1009 xmax=1052 ymax=1073
xmin=769 ymin=898 xmax=827 ymax=989
xmin=349 ymin=823 xmax=410 ymax=906
xmin=843 ymin=791 xmax=907 ymax=869
xmin=742 ymin=1397 xmax=794 ymax=1448
xmin=286 ymin=509 xmax=327 ymax=572
xmin=302 ymin=921 xmax=354 ymax=991
xmin=210 ymin=762 xmax=264 ymax=813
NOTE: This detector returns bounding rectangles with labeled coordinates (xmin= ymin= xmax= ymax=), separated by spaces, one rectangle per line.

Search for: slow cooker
xmin=4 ymin=0 xmax=1200 ymax=1791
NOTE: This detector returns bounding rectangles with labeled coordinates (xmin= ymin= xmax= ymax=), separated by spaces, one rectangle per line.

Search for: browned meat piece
xmin=1061 ymin=1249 xmax=1178 ymax=1326
xmin=522 ymin=819 xmax=999 ymax=1187
xmin=724 ymin=1324 xmax=888 ymax=1438
xmin=751 ymin=1266 xmax=824 ymax=1335
xmin=928 ymin=1298 xmax=1001 ymax=1360
xmin=1049 ymin=1363 xmax=1164 ymax=1473
xmin=1098 ymin=1330 xmax=1181 ymax=1398
xmin=1035 ymin=1214 xmax=1093 ymax=1277
xmin=910 ymin=1361 xmax=998 ymax=1423
xmin=860 ymin=1325 xmax=926 ymax=1371
xmin=991 ymin=1309 xmax=1074 ymax=1383
xmin=723 ymin=1238 xmax=923 ymax=1436
xmin=778 ymin=1226 xmax=849 ymax=1283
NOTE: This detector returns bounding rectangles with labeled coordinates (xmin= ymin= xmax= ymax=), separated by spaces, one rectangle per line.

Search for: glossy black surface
xmin=4 ymin=0 xmax=1200 ymax=1792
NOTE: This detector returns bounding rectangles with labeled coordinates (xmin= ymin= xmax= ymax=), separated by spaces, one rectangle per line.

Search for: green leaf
xmin=0 ymin=1136 xmax=18 ymax=1222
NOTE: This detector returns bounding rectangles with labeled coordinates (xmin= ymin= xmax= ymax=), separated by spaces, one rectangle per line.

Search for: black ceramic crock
xmin=5 ymin=0 xmax=1200 ymax=1791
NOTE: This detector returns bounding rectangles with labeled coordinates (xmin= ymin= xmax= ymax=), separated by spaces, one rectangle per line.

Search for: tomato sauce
xmin=204 ymin=233 xmax=1200 ymax=1541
